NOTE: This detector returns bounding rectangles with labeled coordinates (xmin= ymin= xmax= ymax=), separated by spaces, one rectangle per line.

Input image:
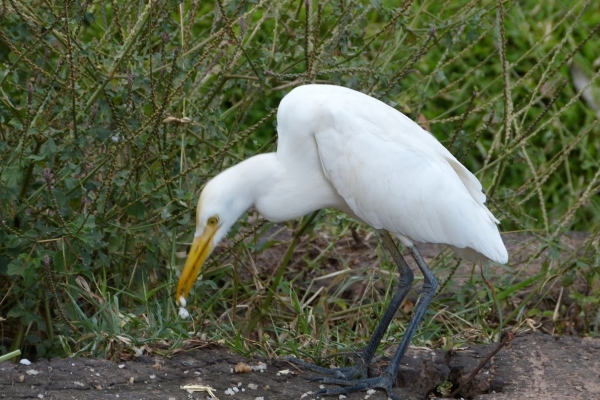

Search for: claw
xmin=280 ymin=355 xmax=368 ymax=381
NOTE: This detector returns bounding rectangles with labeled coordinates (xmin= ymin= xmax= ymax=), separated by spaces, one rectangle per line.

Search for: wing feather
xmin=304 ymin=88 xmax=507 ymax=264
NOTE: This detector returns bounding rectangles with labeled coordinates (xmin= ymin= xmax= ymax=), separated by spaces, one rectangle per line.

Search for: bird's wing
xmin=313 ymin=106 xmax=508 ymax=264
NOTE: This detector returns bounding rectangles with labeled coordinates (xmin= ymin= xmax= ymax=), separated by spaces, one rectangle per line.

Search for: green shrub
xmin=1 ymin=0 xmax=598 ymax=360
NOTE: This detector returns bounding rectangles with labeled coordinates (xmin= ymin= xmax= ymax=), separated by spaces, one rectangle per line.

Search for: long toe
xmin=314 ymin=374 xmax=398 ymax=399
xmin=281 ymin=355 xmax=367 ymax=380
xmin=281 ymin=356 xmax=400 ymax=398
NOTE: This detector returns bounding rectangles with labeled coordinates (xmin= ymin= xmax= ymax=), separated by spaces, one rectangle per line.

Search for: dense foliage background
xmin=1 ymin=0 xmax=599 ymax=364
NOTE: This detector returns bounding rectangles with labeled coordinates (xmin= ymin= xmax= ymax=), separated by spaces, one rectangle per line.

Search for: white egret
xmin=176 ymin=84 xmax=508 ymax=399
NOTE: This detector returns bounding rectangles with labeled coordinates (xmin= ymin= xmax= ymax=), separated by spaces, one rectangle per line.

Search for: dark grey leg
xmin=285 ymin=231 xmax=414 ymax=380
xmin=382 ymin=246 xmax=438 ymax=380
xmin=314 ymin=245 xmax=438 ymax=399
xmin=356 ymin=232 xmax=414 ymax=371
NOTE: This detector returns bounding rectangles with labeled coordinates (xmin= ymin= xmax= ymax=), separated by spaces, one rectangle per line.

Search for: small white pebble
xmin=37 ymin=395 xmax=43 ymax=399
xmin=224 ymin=388 xmax=235 ymax=395
xmin=366 ymin=389 xmax=376 ymax=395
xmin=149 ymin=374 xmax=156 ymax=379
xmin=254 ymin=397 xmax=264 ymax=400
xmin=250 ymin=362 xmax=267 ymax=372
xmin=20 ymin=359 xmax=32 ymax=366
xmin=118 ymin=364 xmax=125 ymax=369
xmin=178 ymin=307 xmax=190 ymax=319
xmin=233 ymin=387 xmax=240 ymax=393
xmin=248 ymin=383 xmax=258 ymax=390
xmin=320 ymin=385 xmax=325 ymax=389
xmin=26 ymin=370 xmax=39 ymax=376
xmin=238 ymin=382 xmax=242 ymax=386
xmin=339 ymin=395 xmax=346 ymax=399
xmin=230 ymin=368 xmax=234 ymax=373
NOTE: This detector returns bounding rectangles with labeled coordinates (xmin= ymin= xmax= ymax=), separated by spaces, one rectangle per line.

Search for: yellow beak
xmin=176 ymin=224 xmax=218 ymax=304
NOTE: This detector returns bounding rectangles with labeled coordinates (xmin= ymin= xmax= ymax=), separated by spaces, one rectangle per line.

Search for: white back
xmin=277 ymin=85 xmax=508 ymax=264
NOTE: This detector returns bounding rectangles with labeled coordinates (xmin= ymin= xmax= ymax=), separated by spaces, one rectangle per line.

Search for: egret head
xmin=175 ymin=170 xmax=255 ymax=306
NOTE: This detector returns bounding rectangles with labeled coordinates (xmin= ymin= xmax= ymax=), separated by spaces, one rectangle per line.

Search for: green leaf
xmin=127 ymin=201 xmax=146 ymax=219
xmin=562 ymin=270 xmax=575 ymax=287
xmin=43 ymin=137 xmax=58 ymax=156
xmin=1 ymin=166 xmax=23 ymax=189
xmin=29 ymin=154 xmax=47 ymax=162
xmin=370 ymin=0 xmax=382 ymax=9
xmin=7 ymin=257 xmax=27 ymax=276
xmin=8 ymin=118 xmax=23 ymax=130
xmin=84 ymin=12 xmax=95 ymax=24
xmin=7 ymin=306 xmax=24 ymax=318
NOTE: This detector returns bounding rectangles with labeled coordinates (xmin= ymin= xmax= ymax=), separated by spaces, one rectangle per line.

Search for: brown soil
xmin=2 ymin=332 xmax=599 ymax=399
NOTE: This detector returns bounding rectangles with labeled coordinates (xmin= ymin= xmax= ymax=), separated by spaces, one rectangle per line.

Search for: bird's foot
xmin=282 ymin=356 xmax=397 ymax=398
xmin=281 ymin=355 xmax=369 ymax=380
xmin=314 ymin=373 xmax=398 ymax=400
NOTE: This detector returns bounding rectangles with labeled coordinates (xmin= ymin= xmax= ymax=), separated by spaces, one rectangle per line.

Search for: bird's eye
xmin=207 ymin=216 xmax=219 ymax=226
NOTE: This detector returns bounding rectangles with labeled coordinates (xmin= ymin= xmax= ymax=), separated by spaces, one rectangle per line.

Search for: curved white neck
xmin=207 ymin=153 xmax=348 ymax=223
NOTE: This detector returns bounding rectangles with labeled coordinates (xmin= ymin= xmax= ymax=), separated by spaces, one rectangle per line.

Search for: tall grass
xmin=1 ymin=0 xmax=599 ymax=362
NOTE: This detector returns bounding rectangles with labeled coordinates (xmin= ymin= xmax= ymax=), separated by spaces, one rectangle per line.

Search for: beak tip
xmin=176 ymin=293 xmax=190 ymax=318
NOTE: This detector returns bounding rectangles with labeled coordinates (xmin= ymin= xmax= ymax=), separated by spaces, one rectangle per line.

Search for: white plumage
xmin=275 ymin=84 xmax=507 ymax=263
xmin=177 ymin=84 xmax=507 ymax=304
xmin=176 ymin=84 xmax=508 ymax=398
